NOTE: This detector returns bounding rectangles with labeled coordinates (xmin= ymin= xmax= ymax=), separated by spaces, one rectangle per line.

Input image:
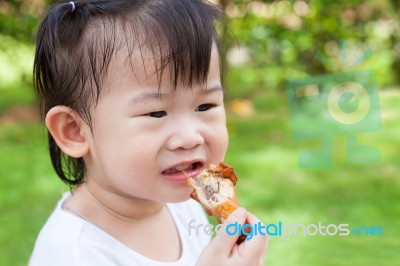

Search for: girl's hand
xmin=196 ymin=208 xmax=268 ymax=266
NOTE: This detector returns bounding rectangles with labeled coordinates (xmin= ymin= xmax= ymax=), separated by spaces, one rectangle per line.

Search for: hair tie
xmin=69 ymin=1 xmax=76 ymax=12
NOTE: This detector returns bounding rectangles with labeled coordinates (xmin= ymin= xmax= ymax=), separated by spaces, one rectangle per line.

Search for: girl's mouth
xmin=162 ymin=162 xmax=204 ymax=181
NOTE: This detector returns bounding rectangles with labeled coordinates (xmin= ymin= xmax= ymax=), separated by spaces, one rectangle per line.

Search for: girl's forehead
xmin=105 ymin=45 xmax=174 ymax=87
xmin=103 ymin=41 xmax=221 ymax=92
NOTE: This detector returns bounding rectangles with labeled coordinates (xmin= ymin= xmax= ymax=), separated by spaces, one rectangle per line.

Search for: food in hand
xmin=187 ymin=162 xmax=250 ymax=243
xmin=186 ymin=162 xmax=239 ymax=223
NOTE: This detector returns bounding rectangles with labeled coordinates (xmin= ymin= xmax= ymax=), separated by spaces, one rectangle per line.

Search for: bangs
xmin=83 ymin=0 xmax=222 ymax=98
xmin=140 ymin=0 xmax=222 ymax=89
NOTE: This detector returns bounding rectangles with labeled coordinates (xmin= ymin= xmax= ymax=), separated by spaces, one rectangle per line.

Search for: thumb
xmin=211 ymin=207 xmax=248 ymax=256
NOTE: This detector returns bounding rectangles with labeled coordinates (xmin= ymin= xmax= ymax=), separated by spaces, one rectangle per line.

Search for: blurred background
xmin=0 ymin=0 xmax=399 ymax=265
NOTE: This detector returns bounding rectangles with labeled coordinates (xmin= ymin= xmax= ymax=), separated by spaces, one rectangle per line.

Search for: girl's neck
xmin=65 ymin=182 xmax=166 ymax=223
xmin=63 ymin=183 xmax=182 ymax=262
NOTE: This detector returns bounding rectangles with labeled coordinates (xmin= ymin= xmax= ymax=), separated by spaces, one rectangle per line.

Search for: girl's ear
xmin=45 ymin=106 xmax=90 ymax=158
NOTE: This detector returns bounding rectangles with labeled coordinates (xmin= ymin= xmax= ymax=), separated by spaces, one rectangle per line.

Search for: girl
xmin=30 ymin=0 xmax=268 ymax=265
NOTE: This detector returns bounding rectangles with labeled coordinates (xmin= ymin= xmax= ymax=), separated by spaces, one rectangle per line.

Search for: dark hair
xmin=33 ymin=0 xmax=222 ymax=186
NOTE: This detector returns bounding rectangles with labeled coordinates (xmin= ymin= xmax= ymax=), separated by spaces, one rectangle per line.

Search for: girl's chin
xmin=165 ymin=192 xmax=192 ymax=203
xmin=165 ymin=184 xmax=194 ymax=201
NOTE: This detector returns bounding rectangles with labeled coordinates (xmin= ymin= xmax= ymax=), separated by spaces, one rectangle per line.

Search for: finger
xmin=239 ymin=212 xmax=268 ymax=258
xmin=211 ymin=207 xmax=248 ymax=256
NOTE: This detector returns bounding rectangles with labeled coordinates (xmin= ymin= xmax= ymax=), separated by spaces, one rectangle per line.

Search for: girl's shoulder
xmin=29 ymin=192 xmax=85 ymax=265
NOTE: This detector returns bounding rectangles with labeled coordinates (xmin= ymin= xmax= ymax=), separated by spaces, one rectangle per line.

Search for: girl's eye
xmin=146 ymin=111 xmax=167 ymax=118
xmin=196 ymin=103 xmax=216 ymax=112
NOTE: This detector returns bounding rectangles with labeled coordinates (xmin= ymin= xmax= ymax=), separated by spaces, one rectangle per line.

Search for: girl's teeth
xmin=164 ymin=164 xmax=194 ymax=174
xmin=175 ymin=165 xmax=190 ymax=171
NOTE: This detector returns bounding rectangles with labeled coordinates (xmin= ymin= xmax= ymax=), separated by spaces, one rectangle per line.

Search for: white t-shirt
xmin=30 ymin=193 xmax=211 ymax=266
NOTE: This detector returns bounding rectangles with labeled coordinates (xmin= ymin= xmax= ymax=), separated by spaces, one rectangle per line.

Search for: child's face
xmin=82 ymin=45 xmax=228 ymax=203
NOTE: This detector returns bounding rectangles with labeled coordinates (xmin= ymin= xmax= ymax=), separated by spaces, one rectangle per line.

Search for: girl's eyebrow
xmin=129 ymin=85 xmax=224 ymax=104
xmin=200 ymin=85 xmax=224 ymax=94
xmin=129 ymin=91 xmax=167 ymax=104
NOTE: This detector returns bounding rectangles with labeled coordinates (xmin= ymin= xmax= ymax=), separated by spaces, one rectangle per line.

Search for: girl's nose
xmin=166 ymin=121 xmax=205 ymax=151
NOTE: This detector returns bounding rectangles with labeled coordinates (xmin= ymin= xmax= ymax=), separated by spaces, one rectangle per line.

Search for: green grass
xmin=0 ymin=123 xmax=67 ymax=265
